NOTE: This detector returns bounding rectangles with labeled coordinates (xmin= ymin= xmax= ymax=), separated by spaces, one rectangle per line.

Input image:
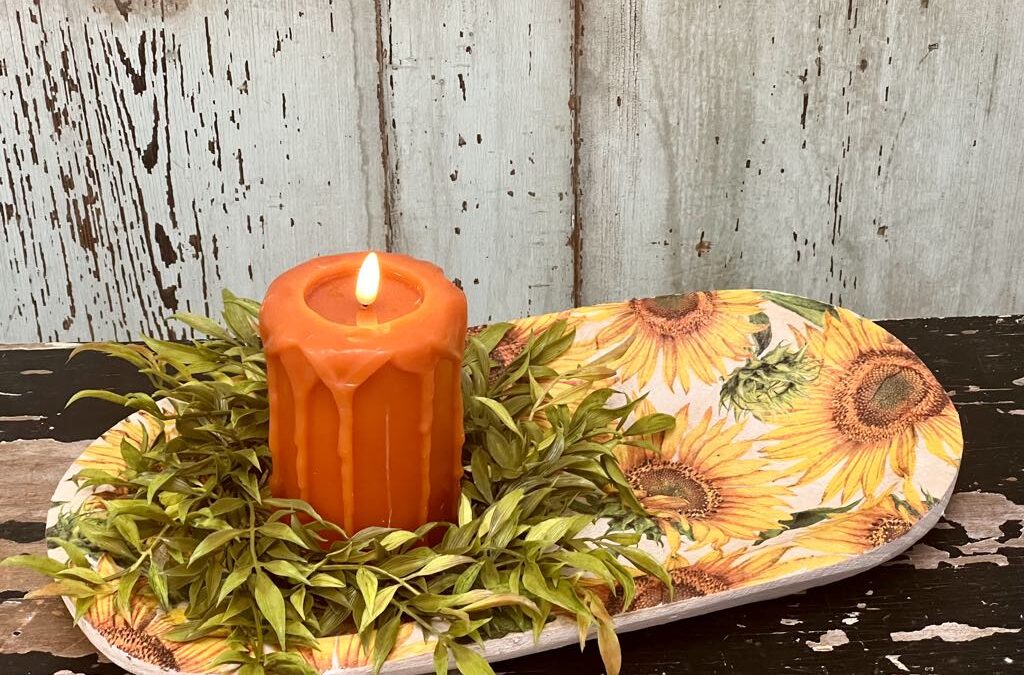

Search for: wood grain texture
xmin=576 ymin=0 xmax=1024 ymax=316
xmin=380 ymin=0 xmax=576 ymax=325
xmin=3 ymin=0 xmax=1024 ymax=342
xmin=0 ymin=0 xmax=385 ymax=342
xmin=1 ymin=315 xmax=1022 ymax=673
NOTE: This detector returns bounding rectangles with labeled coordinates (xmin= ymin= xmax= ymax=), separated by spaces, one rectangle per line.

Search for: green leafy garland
xmin=4 ymin=291 xmax=674 ymax=675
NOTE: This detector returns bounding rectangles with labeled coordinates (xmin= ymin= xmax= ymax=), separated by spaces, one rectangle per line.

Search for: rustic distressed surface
xmin=576 ymin=0 xmax=1024 ymax=315
xmin=380 ymin=0 xmax=575 ymax=324
xmin=0 ymin=0 xmax=385 ymax=342
xmin=1 ymin=314 xmax=1022 ymax=673
xmin=3 ymin=0 xmax=1024 ymax=338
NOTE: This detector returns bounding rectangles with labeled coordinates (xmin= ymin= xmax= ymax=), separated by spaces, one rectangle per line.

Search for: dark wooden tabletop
xmin=1 ymin=315 xmax=1022 ymax=675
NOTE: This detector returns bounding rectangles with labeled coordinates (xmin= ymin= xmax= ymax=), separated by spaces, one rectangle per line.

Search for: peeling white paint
xmin=1006 ymin=409 xmax=1024 ymax=416
xmin=0 ymin=415 xmax=45 ymax=422
xmin=958 ymin=536 xmax=1024 ymax=555
xmin=780 ymin=618 xmax=802 ymax=626
xmin=891 ymin=543 xmax=1009 ymax=569
xmin=19 ymin=369 xmax=53 ymax=375
xmin=891 ymin=622 xmax=1021 ymax=643
xmin=885 ymin=654 xmax=911 ymax=672
xmin=0 ymin=391 xmax=21 ymax=397
xmin=944 ymin=492 xmax=1024 ymax=539
xmin=805 ymin=629 xmax=849 ymax=652
xmin=1012 ymin=376 xmax=1024 ymax=386
xmin=955 ymin=400 xmax=1016 ymax=406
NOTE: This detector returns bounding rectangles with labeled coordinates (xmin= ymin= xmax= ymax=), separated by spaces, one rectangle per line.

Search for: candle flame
xmin=355 ymin=252 xmax=381 ymax=306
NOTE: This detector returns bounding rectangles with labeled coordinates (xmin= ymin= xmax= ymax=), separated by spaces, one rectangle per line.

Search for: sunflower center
xmin=626 ymin=461 xmax=722 ymax=518
xmin=101 ymin=624 xmax=179 ymax=669
xmin=867 ymin=515 xmax=912 ymax=547
xmin=632 ymin=292 xmax=715 ymax=337
xmin=608 ymin=575 xmax=668 ymax=614
xmin=670 ymin=567 xmax=729 ymax=599
xmin=832 ymin=349 xmax=947 ymax=443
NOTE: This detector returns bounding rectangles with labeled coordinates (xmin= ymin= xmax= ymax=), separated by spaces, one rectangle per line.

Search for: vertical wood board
xmin=576 ymin=0 xmax=1024 ymax=317
xmin=0 ymin=0 xmax=385 ymax=341
xmin=380 ymin=0 xmax=575 ymax=326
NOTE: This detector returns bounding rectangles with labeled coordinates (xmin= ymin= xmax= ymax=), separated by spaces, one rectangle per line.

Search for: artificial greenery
xmin=4 ymin=291 xmax=674 ymax=675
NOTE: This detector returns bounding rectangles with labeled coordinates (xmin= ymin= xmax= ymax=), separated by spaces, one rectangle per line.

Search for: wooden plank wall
xmin=1 ymin=0 xmax=1022 ymax=342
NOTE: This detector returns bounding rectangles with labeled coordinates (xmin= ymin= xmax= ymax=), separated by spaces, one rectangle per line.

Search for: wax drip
xmin=336 ymin=388 xmax=356 ymax=534
xmin=419 ymin=366 xmax=437 ymax=524
xmin=384 ymin=405 xmax=393 ymax=526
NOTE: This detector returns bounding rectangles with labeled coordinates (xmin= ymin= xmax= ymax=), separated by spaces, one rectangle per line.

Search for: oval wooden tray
xmin=46 ymin=290 xmax=962 ymax=674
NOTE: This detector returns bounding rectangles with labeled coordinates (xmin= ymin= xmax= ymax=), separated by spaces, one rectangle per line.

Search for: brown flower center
xmin=100 ymin=623 xmax=178 ymax=669
xmin=867 ymin=515 xmax=912 ymax=547
xmin=626 ymin=460 xmax=722 ymax=518
xmin=832 ymin=349 xmax=946 ymax=443
xmin=670 ymin=567 xmax=730 ymax=599
xmin=607 ymin=575 xmax=668 ymax=614
xmin=632 ymin=292 xmax=715 ymax=338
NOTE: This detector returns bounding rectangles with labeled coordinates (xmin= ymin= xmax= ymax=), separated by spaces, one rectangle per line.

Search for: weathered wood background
xmin=2 ymin=0 xmax=1022 ymax=342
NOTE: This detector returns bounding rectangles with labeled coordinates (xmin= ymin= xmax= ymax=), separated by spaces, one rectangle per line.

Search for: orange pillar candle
xmin=259 ymin=252 xmax=467 ymax=534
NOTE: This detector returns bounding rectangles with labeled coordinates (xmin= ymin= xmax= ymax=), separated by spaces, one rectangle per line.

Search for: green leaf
xmin=146 ymin=471 xmax=176 ymax=503
xmin=761 ymin=291 xmax=837 ymax=326
xmin=188 ymin=528 xmax=243 ymax=565
xmin=433 ymin=640 xmax=450 ymax=675
xmin=218 ymin=565 xmax=253 ymax=604
xmin=379 ymin=530 xmax=419 ymax=551
xmin=359 ymin=585 xmax=398 ymax=631
xmin=262 ymin=560 xmax=309 ymax=585
xmin=308 ymin=573 xmax=347 ymax=588
xmin=26 ymin=578 xmax=96 ymax=599
xmin=148 ymin=563 xmax=170 ymax=609
xmin=750 ymin=312 xmax=773 ymax=354
xmin=172 ymin=312 xmax=233 ymax=340
xmin=756 ymin=500 xmax=861 ymax=542
xmin=49 ymin=539 xmax=90 ymax=568
xmin=356 ymin=567 xmax=378 ymax=613
xmin=254 ymin=570 xmax=288 ymax=648
xmin=472 ymin=396 xmax=521 ymax=436
xmin=408 ymin=554 xmax=475 ymax=578
xmin=116 ymin=567 xmax=142 ymax=620
xmin=1 ymin=554 xmax=66 ymax=577
xmin=66 ymin=389 xmax=128 ymax=409
xmin=371 ymin=613 xmax=401 ymax=672
xmin=590 ymin=596 xmax=621 ymax=675
xmin=451 ymin=643 xmax=494 ymax=675
xmin=524 ymin=515 xmax=591 ymax=545
xmin=257 ymin=522 xmax=309 ymax=549
xmin=623 ymin=413 xmax=675 ymax=438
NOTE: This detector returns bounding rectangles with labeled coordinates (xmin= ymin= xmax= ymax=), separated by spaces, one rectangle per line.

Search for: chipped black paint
xmin=1 ymin=316 xmax=1023 ymax=673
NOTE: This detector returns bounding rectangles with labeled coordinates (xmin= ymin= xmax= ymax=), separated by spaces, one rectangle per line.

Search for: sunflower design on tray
xmin=794 ymin=483 xmax=934 ymax=554
xmin=578 ymin=290 xmax=767 ymax=392
xmin=759 ymin=306 xmax=962 ymax=501
xmin=25 ymin=288 xmax=961 ymax=675
xmin=615 ymin=404 xmax=792 ymax=554
xmin=84 ymin=556 xmax=231 ymax=672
